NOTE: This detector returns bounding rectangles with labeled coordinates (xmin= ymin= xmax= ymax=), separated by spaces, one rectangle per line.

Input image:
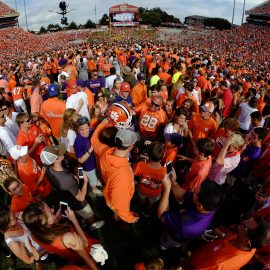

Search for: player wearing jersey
xmin=138 ymin=96 xmax=167 ymax=140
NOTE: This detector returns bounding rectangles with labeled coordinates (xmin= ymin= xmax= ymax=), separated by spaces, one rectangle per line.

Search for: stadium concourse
xmin=0 ymin=6 xmax=270 ymax=270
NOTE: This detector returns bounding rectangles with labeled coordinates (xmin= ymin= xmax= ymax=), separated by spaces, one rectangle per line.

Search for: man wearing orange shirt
xmin=157 ymin=66 xmax=172 ymax=84
xmin=179 ymin=138 xmax=215 ymax=191
xmin=9 ymin=145 xmax=51 ymax=198
xmin=40 ymin=84 xmax=66 ymax=138
xmin=101 ymin=129 xmax=139 ymax=224
xmin=3 ymin=176 xmax=35 ymax=214
xmin=63 ymin=59 xmax=78 ymax=82
xmin=138 ymin=96 xmax=167 ymax=140
xmin=131 ymin=73 xmax=147 ymax=107
xmin=189 ymin=217 xmax=270 ymax=270
xmin=77 ymin=79 xmax=94 ymax=110
xmin=16 ymin=112 xmax=46 ymax=165
xmin=212 ymin=118 xmax=240 ymax=159
xmin=11 ymin=84 xmax=27 ymax=112
xmin=189 ymin=102 xmax=217 ymax=139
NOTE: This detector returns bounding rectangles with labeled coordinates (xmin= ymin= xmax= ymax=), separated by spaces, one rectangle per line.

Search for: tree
xmin=84 ymin=19 xmax=96 ymax=29
xmin=140 ymin=11 xmax=162 ymax=27
xmin=139 ymin=7 xmax=181 ymax=25
xmin=68 ymin=21 xmax=78 ymax=30
xmin=99 ymin=14 xmax=109 ymax=25
xmin=39 ymin=26 xmax=47 ymax=34
xmin=204 ymin=18 xmax=231 ymax=30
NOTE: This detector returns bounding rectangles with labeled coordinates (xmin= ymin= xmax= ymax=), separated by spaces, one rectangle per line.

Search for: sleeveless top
xmin=5 ymin=220 xmax=48 ymax=260
xmin=33 ymin=229 xmax=99 ymax=262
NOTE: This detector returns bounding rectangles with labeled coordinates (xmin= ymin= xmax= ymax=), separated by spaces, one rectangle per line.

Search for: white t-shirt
xmin=60 ymin=129 xmax=76 ymax=152
xmin=164 ymin=123 xmax=177 ymax=134
xmin=0 ymin=126 xmax=16 ymax=151
xmin=66 ymin=92 xmax=90 ymax=119
xmin=208 ymin=154 xmax=241 ymax=185
xmin=5 ymin=113 xmax=19 ymax=137
xmin=238 ymin=102 xmax=257 ymax=131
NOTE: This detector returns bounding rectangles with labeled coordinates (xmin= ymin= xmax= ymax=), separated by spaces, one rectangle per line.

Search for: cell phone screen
xmin=78 ymin=167 xmax=84 ymax=179
xmin=166 ymin=162 xmax=173 ymax=174
xmin=60 ymin=202 xmax=68 ymax=217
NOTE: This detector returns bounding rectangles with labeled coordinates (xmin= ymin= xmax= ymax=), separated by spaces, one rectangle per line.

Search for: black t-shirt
xmin=46 ymin=166 xmax=87 ymax=211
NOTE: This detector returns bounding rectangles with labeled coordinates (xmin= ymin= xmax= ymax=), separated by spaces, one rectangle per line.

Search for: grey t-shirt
xmin=46 ymin=166 xmax=87 ymax=211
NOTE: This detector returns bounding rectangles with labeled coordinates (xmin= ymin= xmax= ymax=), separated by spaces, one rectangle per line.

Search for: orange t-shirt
xmin=177 ymin=94 xmax=199 ymax=112
xmin=131 ymin=83 xmax=147 ymax=107
xmin=139 ymin=107 xmax=167 ymax=139
xmin=190 ymin=235 xmax=255 ymax=270
xmin=163 ymin=146 xmax=178 ymax=165
xmin=12 ymin=86 xmax=25 ymax=101
xmin=84 ymin=87 xmax=95 ymax=108
xmin=134 ymin=263 xmax=147 ymax=270
xmin=134 ymin=161 xmax=166 ymax=197
xmin=11 ymin=185 xmax=34 ymax=214
xmin=40 ymin=97 xmax=66 ymax=138
xmin=16 ymin=125 xmax=45 ymax=163
xmin=182 ymin=157 xmax=212 ymax=191
xmin=87 ymin=59 xmax=97 ymax=72
xmin=17 ymin=157 xmax=51 ymax=197
xmin=8 ymin=79 xmax=17 ymax=91
xmin=189 ymin=113 xmax=217 ymax=139
xmin=158 ymin=71 xmax=172 ymax=84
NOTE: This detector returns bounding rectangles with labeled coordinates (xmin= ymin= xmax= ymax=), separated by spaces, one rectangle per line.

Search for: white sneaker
xmin=89 ymin=220 xmax=105 ymax=230
xmin=92 ymin=187 xmax=103 ymax=196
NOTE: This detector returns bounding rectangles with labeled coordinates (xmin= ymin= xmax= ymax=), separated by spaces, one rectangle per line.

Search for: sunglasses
xmin=24 ymin=118 xmax=31 ymax=123
xmin=92 ymin=74 xmax=98 ymax=76
xmin=151 ymin=101 xmax=161 ymax=108
xmin=97 ymin=95 xmax=104 ymax=98
xmin=77 ymin=116 xmax=89 ymax=125
xmin=1 ymin=107 xmax=8 ymax=111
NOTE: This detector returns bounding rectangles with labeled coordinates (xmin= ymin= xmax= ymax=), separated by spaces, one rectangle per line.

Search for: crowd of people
xmin=0 ymin=22 xmax=270 ymax=270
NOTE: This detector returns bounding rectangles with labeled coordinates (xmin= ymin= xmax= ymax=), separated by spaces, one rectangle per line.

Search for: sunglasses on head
xmin=77 ymin=116 xmax=89 ymax=125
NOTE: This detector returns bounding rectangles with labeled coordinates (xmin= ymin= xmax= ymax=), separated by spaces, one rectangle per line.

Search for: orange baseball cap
xmin=120 ymin=82 xmax=131 ymax=92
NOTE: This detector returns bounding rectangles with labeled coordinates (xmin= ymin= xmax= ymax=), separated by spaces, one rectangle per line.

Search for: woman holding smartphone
xmin=23 ymin=201 xmax=106 ymax=270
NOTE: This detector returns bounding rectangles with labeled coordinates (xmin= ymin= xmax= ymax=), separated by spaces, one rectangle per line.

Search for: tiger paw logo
xmin=110 ymin=111 xmax=119 ymax=122
xmin=120 ymin=4 xmax=127 ymax=12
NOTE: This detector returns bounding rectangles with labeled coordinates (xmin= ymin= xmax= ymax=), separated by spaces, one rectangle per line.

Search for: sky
xmin=3 ymin=0 xmax=267 ymax=31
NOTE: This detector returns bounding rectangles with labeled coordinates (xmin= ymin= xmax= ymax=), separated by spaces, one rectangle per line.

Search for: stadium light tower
xmin=241 ymin=0 xmax=246 ymax=25
xmin=231 ymin=0 xmax=236 ymax=29
xmin=23 ymin=0 xmax=29 ymax=31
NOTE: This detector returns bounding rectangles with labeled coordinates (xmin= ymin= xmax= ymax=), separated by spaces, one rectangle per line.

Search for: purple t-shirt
xmin=74 ymin=129 xmax=96 ymax=171
xmin=86 ymin=78 xmax=105 ymax=94
xmin=161 ymin=192 xmax=215 ymax=242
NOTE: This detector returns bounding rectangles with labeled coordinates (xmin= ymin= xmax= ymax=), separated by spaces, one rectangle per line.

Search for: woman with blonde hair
xmin=60 ymin=108 xmax=78 ymax=155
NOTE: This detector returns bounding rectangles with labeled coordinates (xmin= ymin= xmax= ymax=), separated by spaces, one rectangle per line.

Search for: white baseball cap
xmin=9 ymin=145 xmax=28 ymax=160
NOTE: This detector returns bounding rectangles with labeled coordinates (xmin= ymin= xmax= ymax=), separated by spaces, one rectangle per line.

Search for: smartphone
xmin=78 ymin=167 xmax=84 ymax=179
xmin=166 ymin=161 xmax=173 ymax=175
xmin=60 ymin=201 xmax=68 ymax=217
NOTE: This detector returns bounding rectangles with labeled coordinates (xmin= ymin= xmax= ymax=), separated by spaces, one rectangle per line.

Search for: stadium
xmin=0 ymin=1 xmax=270 ymax=270
xmin=246 ymin=0 xmax=270 ymax=26
xmin=0 ymin=1 xmax=19 ymax=28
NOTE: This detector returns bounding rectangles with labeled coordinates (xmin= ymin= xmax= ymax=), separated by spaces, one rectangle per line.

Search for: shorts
xmin=75 ymin=203 xmax=94 ymax=219
xmin=137 ymin=189 xmax=161 ymax=203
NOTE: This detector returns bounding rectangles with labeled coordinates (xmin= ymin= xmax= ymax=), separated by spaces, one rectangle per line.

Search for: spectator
xmin=158 ymin=173 xmax=224 ymax=250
